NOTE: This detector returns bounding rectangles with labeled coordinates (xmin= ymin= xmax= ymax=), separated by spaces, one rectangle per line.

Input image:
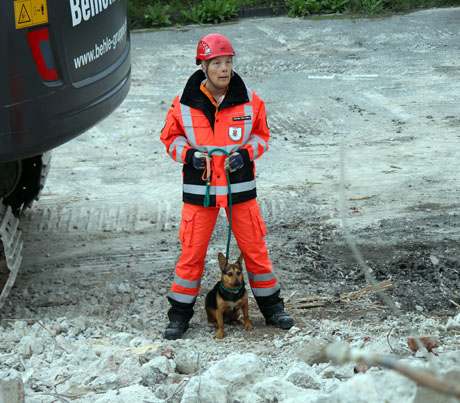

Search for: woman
xmin=160 ymin=33 xmax=294 ymax=339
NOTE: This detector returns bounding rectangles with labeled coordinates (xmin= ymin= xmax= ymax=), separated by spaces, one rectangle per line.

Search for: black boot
xmin=164 ymin=297 xmax=194 ymax=340
xmin=263 ymin=303 xmax=295 ymax=330
xmin=164 ymin=319 xmax=190 ymax=340
xmin=256 ymin=291 xmax=294 ymax=330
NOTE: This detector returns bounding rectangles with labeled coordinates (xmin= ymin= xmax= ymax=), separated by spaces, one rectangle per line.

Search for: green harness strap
xmin=203 ymin=148 xmax=232 ymax=262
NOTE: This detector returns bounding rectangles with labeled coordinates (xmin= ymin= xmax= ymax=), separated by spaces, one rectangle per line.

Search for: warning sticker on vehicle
xmin=14 ymin=0 xmax=48 ymax=29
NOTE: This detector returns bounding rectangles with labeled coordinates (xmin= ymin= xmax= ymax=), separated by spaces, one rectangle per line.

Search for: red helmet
xmin=196 ymin=33 xmax=235 ymax=65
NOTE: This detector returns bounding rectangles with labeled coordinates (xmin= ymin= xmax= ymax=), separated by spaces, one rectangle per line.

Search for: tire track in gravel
xmin=20 ymin=194 xmax=320 ymax=234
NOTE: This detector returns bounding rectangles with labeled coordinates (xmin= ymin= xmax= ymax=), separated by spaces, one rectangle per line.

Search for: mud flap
xmin=0 ymin=204 xmax=23 ymax=309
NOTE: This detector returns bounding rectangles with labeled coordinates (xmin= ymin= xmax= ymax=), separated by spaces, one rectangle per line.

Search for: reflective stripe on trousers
xmin=168 ymin=199 xmax=280 ymax=304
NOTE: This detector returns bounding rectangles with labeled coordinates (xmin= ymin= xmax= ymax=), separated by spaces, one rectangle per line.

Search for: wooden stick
xmin=449 ymin=299 xmax=460 ymax=309
xmin=341 ymin=280 xmax=393 ymax=302
xmin=289 ymin=280 xmax=393 ymax=309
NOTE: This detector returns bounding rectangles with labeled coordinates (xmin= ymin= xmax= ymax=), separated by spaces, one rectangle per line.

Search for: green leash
xmin=202 ymin=148 xmax=232 ymax=262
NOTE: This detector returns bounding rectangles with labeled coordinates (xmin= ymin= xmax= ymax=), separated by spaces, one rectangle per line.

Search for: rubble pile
xmin=1 ymin=313 xmax=459 ymax=402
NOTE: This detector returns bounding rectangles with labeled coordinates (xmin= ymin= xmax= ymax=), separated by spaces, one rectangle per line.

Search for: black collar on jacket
xmin=180 ymin=70 xmax=250 ymax=129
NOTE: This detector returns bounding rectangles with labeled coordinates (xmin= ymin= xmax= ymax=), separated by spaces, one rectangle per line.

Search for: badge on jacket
xmin=229 ymin=127 xmax=242 ymax=141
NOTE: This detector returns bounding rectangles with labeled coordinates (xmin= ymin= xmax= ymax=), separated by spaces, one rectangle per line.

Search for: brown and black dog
xmin=205 ymin=252 xmax=253 ymax=339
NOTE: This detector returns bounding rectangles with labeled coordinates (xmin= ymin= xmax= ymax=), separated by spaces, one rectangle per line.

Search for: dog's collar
xmin=218 ymin=281 xmax=245 ymax=301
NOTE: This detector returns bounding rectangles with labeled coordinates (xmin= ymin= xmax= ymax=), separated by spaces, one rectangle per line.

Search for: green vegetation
xmin=128 ymin=0 xmax=460 ymax=28
xmin=128 ymin=0 xmax=250 ymax=27
xmin=144 ymin=2 xmax=172 ymax=26
xmin=353 ymin=0 xmax=384 ymax=14
xmin=285 ymin=0 xmax=350 ymax=16
xmin=344 ymin=0 xmax=460 ymax=14
xmin=182 ymin=0 xmax=239 ymax=24
xmin=285 ymin=0 xmax=460 ymax=16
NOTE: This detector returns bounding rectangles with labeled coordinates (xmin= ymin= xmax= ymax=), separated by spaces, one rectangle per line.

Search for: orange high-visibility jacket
xmin=160 ymin=70 xmax=270 ymax=208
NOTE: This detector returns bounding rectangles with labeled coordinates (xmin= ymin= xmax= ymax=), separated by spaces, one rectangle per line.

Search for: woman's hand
xmin=225 ymin=152 xmax=244 ymax=172
xmin=192 ymin=151 xmax=208 ymax=170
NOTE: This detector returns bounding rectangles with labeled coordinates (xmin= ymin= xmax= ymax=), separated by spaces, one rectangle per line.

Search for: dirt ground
xmin=1 ymin=7 xmax=460 ymax=403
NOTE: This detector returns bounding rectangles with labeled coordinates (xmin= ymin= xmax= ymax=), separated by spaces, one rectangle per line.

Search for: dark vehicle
xmin=0 ymin=0 xmax=131 ymax=307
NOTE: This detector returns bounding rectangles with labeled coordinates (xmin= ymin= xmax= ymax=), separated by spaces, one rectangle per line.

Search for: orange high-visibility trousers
xmin=168 ymin=199 xmax=280 ymax=304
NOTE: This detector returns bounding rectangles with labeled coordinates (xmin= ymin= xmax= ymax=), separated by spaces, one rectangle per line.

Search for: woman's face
xmin=205 ymin=56 xmax=233 ymax=90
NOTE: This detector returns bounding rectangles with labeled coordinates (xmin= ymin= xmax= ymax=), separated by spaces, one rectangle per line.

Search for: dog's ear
xmin=218 ymin=252 xmax=227 ymax=271
xmin=236 ymin=253 xmax=244 ymax=267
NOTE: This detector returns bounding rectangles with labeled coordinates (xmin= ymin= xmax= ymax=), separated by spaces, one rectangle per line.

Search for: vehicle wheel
xmin=2 ymin=152 xmax=51 ymax=216
xmin=0 ymin=160 xmax=22 ymax=199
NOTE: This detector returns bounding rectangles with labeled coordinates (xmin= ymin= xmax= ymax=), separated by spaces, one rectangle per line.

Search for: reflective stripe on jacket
xmin=160 ymin=70 xmax=270 ymax=208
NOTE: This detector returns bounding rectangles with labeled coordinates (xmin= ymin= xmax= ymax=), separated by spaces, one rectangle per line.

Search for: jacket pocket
xmin=183 ymin=115 xmax=211 ymax=134
xmin=183 ymin=163 xmax=206 ymax=184
xmin=179 ymin=209 xmax=196 ymax=247
xmin=228 ymin=158 xmax=255 ymax=184
xmin=188 ymin=115 xmax=210 ymax=128
xmin=249 ymin=204 xmax=267 ymax=240
xmin=183 ymin=114 xmax=212 ymax=147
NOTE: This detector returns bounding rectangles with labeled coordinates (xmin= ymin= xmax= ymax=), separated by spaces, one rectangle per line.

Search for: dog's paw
xmin=215 ymin=329 xmax=225 ymax=339
xmin=244 ymin=320 xmax=253 ymax=331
